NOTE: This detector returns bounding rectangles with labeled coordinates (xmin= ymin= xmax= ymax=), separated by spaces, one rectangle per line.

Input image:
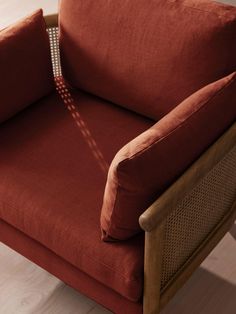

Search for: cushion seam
xmin=167 ymin=0 xmax=234 ymax=19
xmin=0 ymin=218 xmax=141 ymax=302
xmin=0 ymin=208 xmax=141 ymax=284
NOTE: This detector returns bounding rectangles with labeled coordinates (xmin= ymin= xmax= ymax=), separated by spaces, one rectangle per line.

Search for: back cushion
xmin=0 ymin=10 xmax=54 ymax=124
xmin=59 ymin=0 xmax=236 ymax=120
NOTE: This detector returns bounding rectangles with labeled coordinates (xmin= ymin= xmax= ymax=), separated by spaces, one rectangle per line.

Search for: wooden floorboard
xmin=162 ymin=222 xmax=236 ymax=314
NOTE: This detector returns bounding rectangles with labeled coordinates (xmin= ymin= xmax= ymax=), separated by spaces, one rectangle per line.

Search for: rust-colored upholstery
xmin=0 ymin=219 xmax=142 ymax=314
xmin=59 ymin=0 xmax=236 ymax=120
xmin=101 ymin=72 xmax=236 ymax=240
xmin=0 ymin=10 xmax=54 ymax=124
xmin=1 ymin=1 xmax=236 ymax=313
xmin=0 ymin=90 xmax=152 ymax=301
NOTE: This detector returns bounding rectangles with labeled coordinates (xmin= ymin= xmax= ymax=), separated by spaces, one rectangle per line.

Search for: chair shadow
xmin=161 ymin=267 xmax=236 ymax=314
xmin=229 ymin=221 xmax=236 ymax=241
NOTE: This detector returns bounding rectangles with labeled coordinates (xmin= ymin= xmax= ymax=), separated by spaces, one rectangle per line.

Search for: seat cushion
xmin=101 ymin=71 xmax=236 ymax=240
xmin=0 ymin=9 xmax=54 ymax=124
xmin=59 ymin=0 xmax=236 ymax=120
xmin=0 ymin=87 xmax=153 ymax=301
xmin=0 ymin=219 xmax=142 ymax=314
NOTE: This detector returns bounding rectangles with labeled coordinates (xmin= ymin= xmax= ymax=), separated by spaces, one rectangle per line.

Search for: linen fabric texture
xmin=0 ymin=9 xmax=54 ymax=124
xmin=101 ymin=72 xmax=236 ymax=240
xmin=0 ymin=90 xmax=152 ymax=301
xmin=59 ymin=0 xmax=236 ymax=120
xmin=0 ymin=219 xmax=142 ymax=313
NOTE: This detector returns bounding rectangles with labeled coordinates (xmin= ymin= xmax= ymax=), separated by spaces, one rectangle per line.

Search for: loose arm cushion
xmin=59 ymin=0 xmax=236 ymax=120
xmin=101 ymin=72 xmax=236 ymax=241
xmin=0 ymin=9 xmax=54 ymax=124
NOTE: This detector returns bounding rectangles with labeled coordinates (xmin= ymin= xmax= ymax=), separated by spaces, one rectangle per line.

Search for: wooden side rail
xmin=140 ymin=123 xmax=236 ymax=232
xmin=141 ymin=122 xmax=236 ymax=314
xmin=44 ymin=14 xmax=58 ymax=28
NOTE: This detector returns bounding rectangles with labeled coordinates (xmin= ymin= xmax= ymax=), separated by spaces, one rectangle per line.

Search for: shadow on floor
xmin=229 ymin=222 xmax=236 ymax=240
xmin=161 ymin=267 xmax=236 ymax=314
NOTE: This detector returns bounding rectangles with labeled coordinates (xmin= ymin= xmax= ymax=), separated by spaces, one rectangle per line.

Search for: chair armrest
xmin=139 ymin=122 xmax=236 ymax=232
xmin=141 ymin=122 xmax=236 ymax=314
xmin=0 ymin=10 xmax=55 ymax=124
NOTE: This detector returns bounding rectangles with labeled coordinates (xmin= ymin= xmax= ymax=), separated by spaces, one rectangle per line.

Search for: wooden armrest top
xmin=139 ymin=122 xmax=236 ymax=232
xmin=44 ymin=14 xmax=58 ymax=28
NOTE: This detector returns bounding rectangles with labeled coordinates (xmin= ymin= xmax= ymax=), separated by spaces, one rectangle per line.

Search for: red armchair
xmin=0 ymin=1 xmax=236 ymax=313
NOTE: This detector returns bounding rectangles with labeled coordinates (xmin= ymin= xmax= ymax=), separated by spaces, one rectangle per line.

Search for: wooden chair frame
xmin=44 ymin=14 xmax=236 ymax=314
xmin=140 ymin=123 xmax=236 ymax=313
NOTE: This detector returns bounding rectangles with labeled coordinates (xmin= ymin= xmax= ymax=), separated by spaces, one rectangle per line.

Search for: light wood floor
xmin=1 ymin=222 xmax=236 ymax=314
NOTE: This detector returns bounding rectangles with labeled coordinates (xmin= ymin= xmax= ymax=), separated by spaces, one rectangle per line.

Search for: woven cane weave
xmin=47 ymin=27 xmax=61 ymax=77
xmin=160 ymin=146 xmax=236 ymax=290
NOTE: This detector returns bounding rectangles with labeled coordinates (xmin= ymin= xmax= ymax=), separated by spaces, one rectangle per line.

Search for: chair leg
xmin=143 ymin=223 xmax=166 ymax=314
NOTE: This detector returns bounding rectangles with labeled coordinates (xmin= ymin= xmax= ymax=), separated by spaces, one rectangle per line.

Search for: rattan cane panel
xmin=160 ymin=146 xmax=236 ymax=290
xmin=47 ymin=27 xmax=61 ymax=77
